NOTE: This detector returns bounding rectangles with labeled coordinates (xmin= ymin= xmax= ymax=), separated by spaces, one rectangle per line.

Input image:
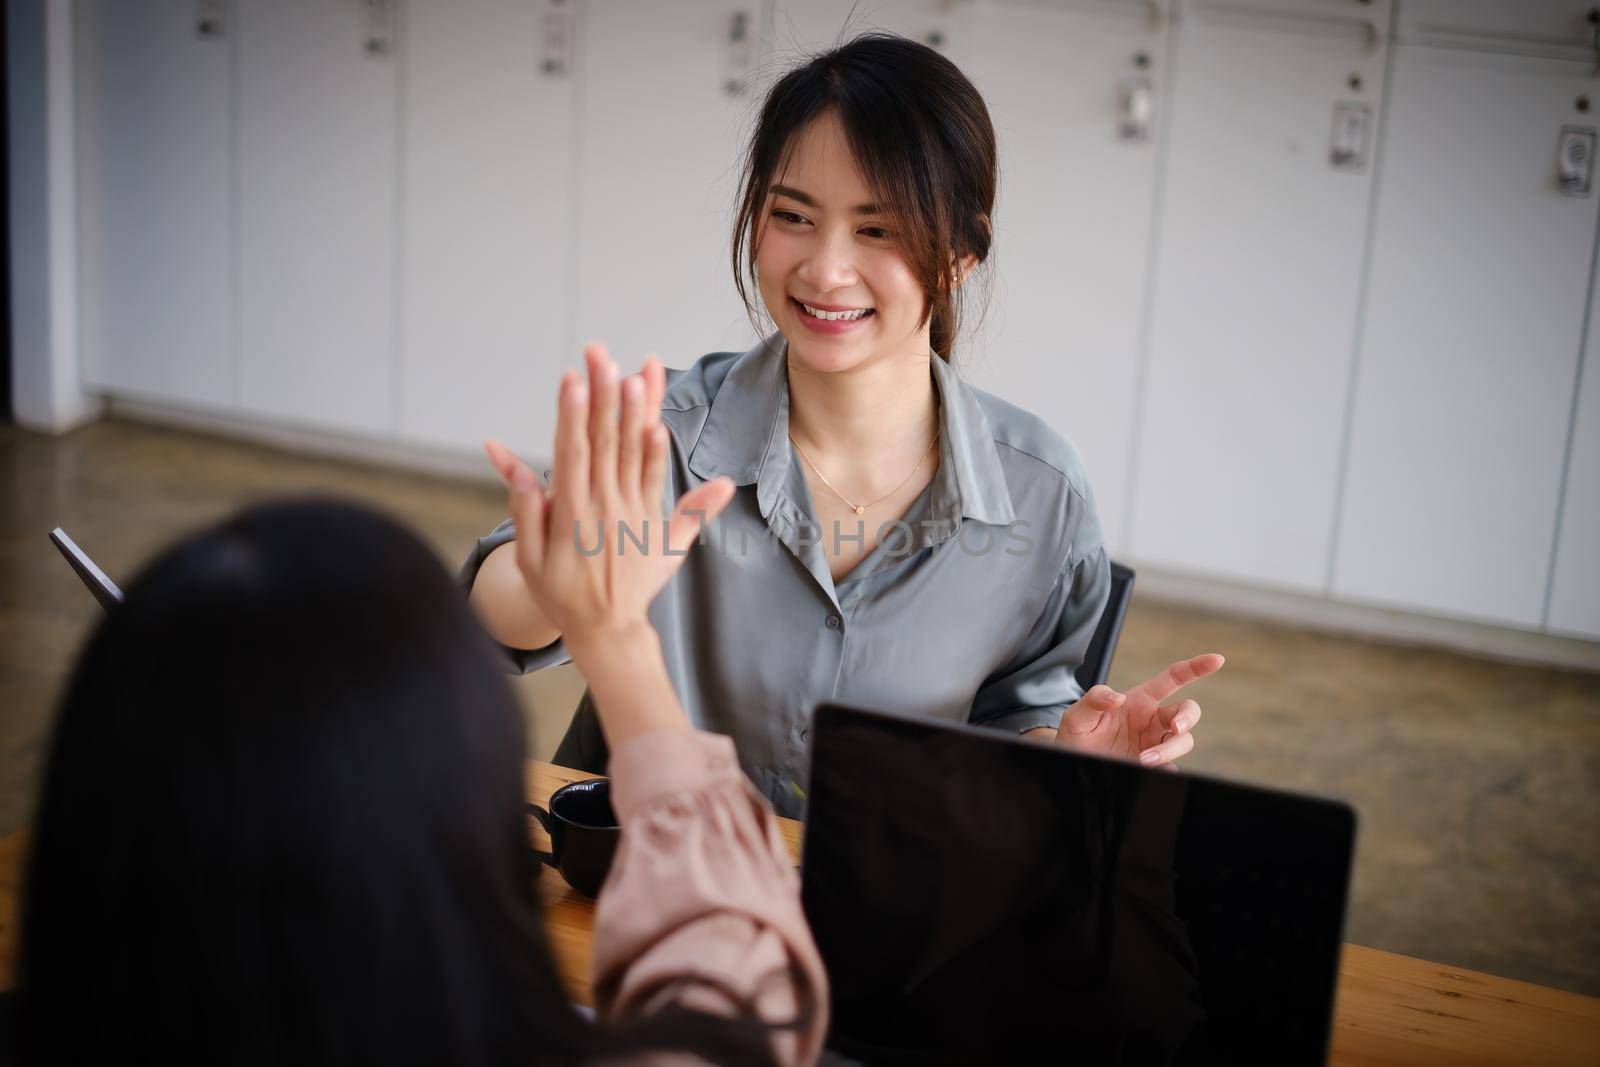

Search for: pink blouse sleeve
xmin=590 ymin=729 xmax=829 ymax=1066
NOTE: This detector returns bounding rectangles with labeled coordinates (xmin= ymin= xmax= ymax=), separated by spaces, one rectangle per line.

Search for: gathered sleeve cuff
xmin=591 ymin=730 xmax=829 ymax=1066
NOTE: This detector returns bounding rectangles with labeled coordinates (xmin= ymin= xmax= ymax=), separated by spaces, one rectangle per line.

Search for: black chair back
xmin=1075 ymin=560 xmax=1135 ymax=691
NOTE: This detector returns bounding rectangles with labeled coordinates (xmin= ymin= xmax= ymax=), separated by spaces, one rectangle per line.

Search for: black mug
xmin=527 ymin=778 xmax=619 ymax=898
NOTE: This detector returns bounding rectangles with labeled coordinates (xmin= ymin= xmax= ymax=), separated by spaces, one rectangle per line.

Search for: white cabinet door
xmin=953 ymin=3 xmax=1166 ymax=554
xmin=1548 ymin=290 xmax=1600 ymax=640
xmin=1179 ymin=0 xmax=1392 ymax=28
xmin=572 ymin=1 xmax=765 ymax=371
xmin=399 ymin=0 xmax=575 ymax=457
xmin=74 ymin=0 xmax=233 ymax=409
xmin=1397 ymin=1 xmax=1599 ymax=60
xmin=236 ymin=0 xmax=398 ymax=435
xmin=769 ymin=0 xmax=953 ymax=46
xmin=1128 ymin=18 xmax=1386 ymax=591
xmin=1332 ymin=47 xmax=1599 ymax=629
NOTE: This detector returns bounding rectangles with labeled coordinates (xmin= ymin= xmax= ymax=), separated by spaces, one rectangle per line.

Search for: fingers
xmin=642 ymin=354 xmax=666 ymax=425
xmin=1129 ymin=652 xmax=1226 ymax=704
xmin=1058 ymin=684 xmax=1124 ymax=735
xmin=1084 ymin=684 xmax=1125 ymax=714
xmin=1139 ymin=728 xmax=1194 ymax=768
xmin=1158 ymin=698 xmax=1202 ymax=736
xmin=484 ymin=438 xmax=515 ymax=482
xmin=552 ymin=370 xmax=590 ymax=515
xmin=484 ymin=439 xmax=545 ymax=495
xmin=541 ymin=348 xmax=676 ymax=556
xmin=610 ymin=353 xmax=667 ymax=505
xmin=641 ymin=424 xmax=669 ymax=512
xmin=617 ymin=373 xmax=647 ymax=501
xmin=507 ymin=456 xmax=547 ymax=578
xmin=1143 ymin=698 xmax=1202 ymax=768
xmin=635 ymin=355 xmax=669 ymax=503
xmin=666 ymin=477 xmax=736 ymax=555
xmin=585 ymin=344 xmax=620 ymax=502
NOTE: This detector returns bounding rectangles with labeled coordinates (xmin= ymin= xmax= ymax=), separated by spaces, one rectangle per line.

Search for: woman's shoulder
xmin=654 ymin=349 xmax=750 ymax=465
xmin=966 ymin=382 xmax=1095 ymax=508
xmin=661 ymin=348 xmax=746 ymax=414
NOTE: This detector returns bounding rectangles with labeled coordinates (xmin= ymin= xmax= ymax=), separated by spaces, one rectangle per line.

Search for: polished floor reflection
xmin=2 ymin=417 xmax=1596 ymax=996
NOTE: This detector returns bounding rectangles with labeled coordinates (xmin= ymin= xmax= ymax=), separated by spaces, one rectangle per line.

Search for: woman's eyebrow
xmin=770 ymin=184 xmax=880 ymax=215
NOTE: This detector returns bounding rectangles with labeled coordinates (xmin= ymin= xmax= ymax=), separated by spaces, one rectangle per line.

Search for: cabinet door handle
xmin=364 ymin=0 xmax=394 ymax=58
xmin=1119 ymin=74 xmax=1155 ymax=141
xmin=542 ymin=0 xmax=575 ymax=76
xmin=195 ymin=0 xmax=224 ymax=38
xmin=1589 ymin=9 xmax=1599 ymax=75
xmin=724 ymin=10 xmax=754 ymax=96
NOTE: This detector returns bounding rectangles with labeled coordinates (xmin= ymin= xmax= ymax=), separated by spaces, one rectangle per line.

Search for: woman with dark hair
xmin=468 ymin=32 xmax=1223 ymax=819
xmin=19 ymin=404 xmax=825 ymax=1066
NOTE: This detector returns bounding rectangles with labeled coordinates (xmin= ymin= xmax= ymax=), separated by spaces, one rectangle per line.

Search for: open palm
xmin=484 ymin=344 xmax=734 ymax=639
xmin=1055 ymin=653 xmax=1225 ymax=768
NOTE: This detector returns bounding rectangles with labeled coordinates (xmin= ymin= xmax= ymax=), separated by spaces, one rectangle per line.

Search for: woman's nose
xmin=798 ymin=230 xmax=857 ymax=291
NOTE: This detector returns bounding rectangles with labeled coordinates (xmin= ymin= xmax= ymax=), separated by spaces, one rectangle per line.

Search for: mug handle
xmin=526 ymin=802 xmax=556 ymax=868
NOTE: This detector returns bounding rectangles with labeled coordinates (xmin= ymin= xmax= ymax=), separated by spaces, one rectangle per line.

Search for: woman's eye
xmin=859 ymin=227 xmax=891 ymax=239
xmin=771 ymin=209 xmax=807 ymax=225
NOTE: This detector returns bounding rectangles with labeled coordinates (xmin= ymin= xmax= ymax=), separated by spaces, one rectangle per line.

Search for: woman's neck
xmin=785 ymin=341 xmax=940 ymax=483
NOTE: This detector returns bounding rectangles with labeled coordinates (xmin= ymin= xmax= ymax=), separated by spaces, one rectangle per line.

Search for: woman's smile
xmin=791 ymin=296 xmax=876 ymax=335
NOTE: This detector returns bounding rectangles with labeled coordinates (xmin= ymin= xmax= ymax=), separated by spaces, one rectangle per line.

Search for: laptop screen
xmin=800 ymin=703 xmax=1356 ymax=1065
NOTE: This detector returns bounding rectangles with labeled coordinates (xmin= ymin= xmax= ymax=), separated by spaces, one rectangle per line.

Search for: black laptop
xmin=800 ymin=703 xmax=1357 ymax=1066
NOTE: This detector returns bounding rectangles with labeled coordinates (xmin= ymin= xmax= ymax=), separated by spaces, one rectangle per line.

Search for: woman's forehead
xmin=771 ymin=112 xmax=873 ymax=207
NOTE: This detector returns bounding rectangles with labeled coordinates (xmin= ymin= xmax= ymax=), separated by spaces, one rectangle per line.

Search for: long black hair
xmin=18 ymin=499 xmax=777 ymax=1066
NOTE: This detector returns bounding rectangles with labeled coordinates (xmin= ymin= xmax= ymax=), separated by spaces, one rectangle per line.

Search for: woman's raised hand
xmin=484 ymin=343 xmax=735 ymax=643
xmin=1053 ymin=653 xmax=1225 ymax=770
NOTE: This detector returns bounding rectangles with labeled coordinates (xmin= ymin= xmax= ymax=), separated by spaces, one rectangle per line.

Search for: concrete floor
xmin=3 ymin=418 xmax=1597 ymax=997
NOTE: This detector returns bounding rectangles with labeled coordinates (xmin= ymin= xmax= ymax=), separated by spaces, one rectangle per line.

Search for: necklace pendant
xmin=854 ymin=505 xmax=865 ymax=516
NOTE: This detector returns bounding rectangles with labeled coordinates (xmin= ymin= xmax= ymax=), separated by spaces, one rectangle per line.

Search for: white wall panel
xmin=573 ymin=1 xmax=765 ymax=372
xmin=1332 ymin=47 xmax=1599 ymax=628
xmin=1130 ymin=18 xmax=1386 ymax=591
xmin=399 ymin=0 xmax=576 ymax=457
xmin=75 ymin=0 xmax=233 ymax=409
xmin=1397 ymin=1 xmax=1599 ymax=59
xmin=236 ymin=0 xmax=397 ymax=435
xmin=1546 ymin=231 xmax=1600 ymax=640
xmin=956 ymin=3 xmax=1166 ymax=554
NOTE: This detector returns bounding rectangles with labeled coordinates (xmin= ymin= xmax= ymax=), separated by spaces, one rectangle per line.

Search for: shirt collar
xmin=687 ymin=332 xmax=1016 ymax=527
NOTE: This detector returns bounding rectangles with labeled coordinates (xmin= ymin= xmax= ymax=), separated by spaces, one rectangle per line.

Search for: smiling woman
xmin=465 ymin=33 xmax=1220 ymax=820
xmin=730 ymin=35 xmax=996 ymax=364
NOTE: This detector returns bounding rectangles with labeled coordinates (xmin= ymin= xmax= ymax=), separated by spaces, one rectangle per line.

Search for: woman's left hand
xmin=1052 ymin=653 xmax=1225 ymax=769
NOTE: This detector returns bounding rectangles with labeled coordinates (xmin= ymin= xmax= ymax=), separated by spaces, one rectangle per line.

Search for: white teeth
xmin=800 ymin=301 xmax=872 ymax=322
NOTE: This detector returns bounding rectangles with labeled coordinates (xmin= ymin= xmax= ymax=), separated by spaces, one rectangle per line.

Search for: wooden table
xmin=3 ymin=761 xmax=1597 ymax=1064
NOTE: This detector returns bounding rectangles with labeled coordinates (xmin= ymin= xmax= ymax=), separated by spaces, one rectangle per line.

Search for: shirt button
xmin=825 ymin=614 xmax=842 ymax=631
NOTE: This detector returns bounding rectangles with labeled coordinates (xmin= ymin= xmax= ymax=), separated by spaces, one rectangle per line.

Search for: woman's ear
xmin=951 ymin=252 xmax=979 ymax=289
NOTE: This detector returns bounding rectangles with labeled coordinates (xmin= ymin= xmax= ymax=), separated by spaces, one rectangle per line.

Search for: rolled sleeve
xmin=967 ymin=541 xmax=1111 ymax=735
xmin=458 ymin=517 xmax=571 ymax=674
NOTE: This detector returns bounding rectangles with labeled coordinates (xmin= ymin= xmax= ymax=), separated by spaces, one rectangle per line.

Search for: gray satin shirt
xmin=461 ymin=332 xmax=1109 ymax=818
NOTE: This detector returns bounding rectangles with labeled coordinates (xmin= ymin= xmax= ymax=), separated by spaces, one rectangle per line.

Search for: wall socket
xmin=1559 ymin=126 xmax=1595 ymax=197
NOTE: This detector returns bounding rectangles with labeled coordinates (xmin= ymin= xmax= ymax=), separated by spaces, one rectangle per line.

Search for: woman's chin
xmin=783 ymin=335 xmax=872 ymax=375
xmin=780 ymin=315 xmax=886 ymax=370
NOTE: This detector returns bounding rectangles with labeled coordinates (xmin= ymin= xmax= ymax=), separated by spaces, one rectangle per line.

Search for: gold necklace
xmin=789 ymin=429 xmax=940 ymax=516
